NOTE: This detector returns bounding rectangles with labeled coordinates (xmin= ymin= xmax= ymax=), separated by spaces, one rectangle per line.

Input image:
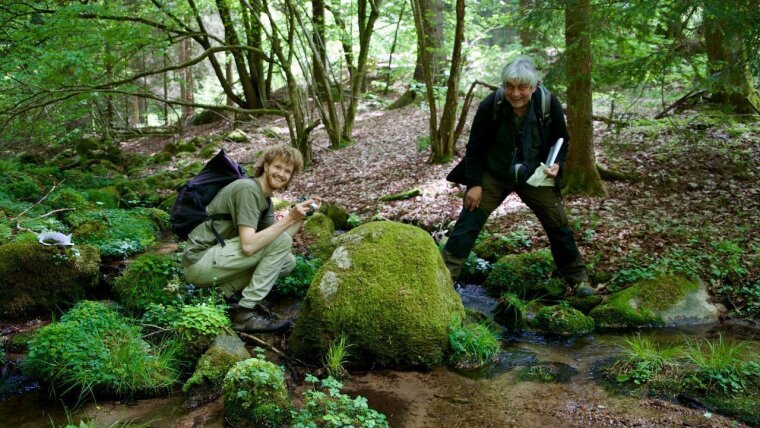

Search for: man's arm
xmin=238 ymin=200 xmax=315 ymax=256
xmin=464 ymin=93 xmax=496 ymax=188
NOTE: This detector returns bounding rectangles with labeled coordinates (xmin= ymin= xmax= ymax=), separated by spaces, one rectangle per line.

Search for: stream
xmin=1 ymin=284 xmax=757 ymax=427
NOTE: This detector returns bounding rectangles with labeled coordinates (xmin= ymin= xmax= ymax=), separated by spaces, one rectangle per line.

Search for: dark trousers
xmin=443 ymin=171 xmax=586 ymax=283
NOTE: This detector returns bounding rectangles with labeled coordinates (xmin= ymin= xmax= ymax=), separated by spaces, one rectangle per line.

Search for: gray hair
xmin=500 ymin=57 xmax=540 ymax=87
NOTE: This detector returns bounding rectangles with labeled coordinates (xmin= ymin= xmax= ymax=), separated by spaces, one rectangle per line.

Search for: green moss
xmin=0 ymin=243 xmax=100 ymax=316
xmin=302 ymin=212 xmax=336 ymax=262
xmin=472 ymin=231 xmax=529 ymax=261
xmin=0 ymin=222 xmax=12 ymax=245
xmin=290 ymin=221 xmax=464 ymax=368
xmin=183 ymin=336 xmax=248 ymax=394
xmin=199 ymin=144 xmax=220 ymax=159
xmin=566 ymin=295 xmax=603 ymax=313
xmin=176 ymin=140 xmax=197 ymax=154
xmin=484 ymin=250 xmax=563 ymax=299
xmin=65 ymin=208 xmax=163 ymax=258
xmin=1 ymin=172 xmax=41 ymax=202
xmin=222 ymin=358 xmax=291 ymax=428
xmin=84 ymin=186 xmax=120 ymax=209
xmin=530 ymin=304 xmax=595 ymax=336
xmin=319 ymin=203 xmax=350 ymax=230
xmin=590 ymin=275 xmax=698 ymax=329
xmin=48 ymin=187 xmax=88 ymax=210
xmin=6 ymin=329 xmax=40 ymax=353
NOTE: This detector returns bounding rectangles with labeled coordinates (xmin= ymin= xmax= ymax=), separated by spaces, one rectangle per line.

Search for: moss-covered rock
xmin=176 ymin=140 xmax=197 ymax=154
xmin=183 ymin=335 xmax=249 ymax=408
xmin=590 ymin=275 xmax=719 ymax=329
xmin=48 ymin=187 xmax=88 ymax=210
xmin=319 ymin=203 xmax=350 ymax=230
xmin=484 ymin=250 xmax=564 ymax=299
xmin=302 ymin=212 xmax=336 ymax=262
xmin=289 ymin=221 xmax=464 ymax=368
xmin=199 ymin=144 xmax=220 ymax=159
xmin=530 ymin=304 xmax=595 ymax=336
xmin=224 ymin=129 xmax=249 ymax=143
xmin=0 ymin=242 xmax=100 ymax=316
xmin=5 ymin=328 xmax=40 ymax=353
xmin=223 ymin=358 xmax=292 ymax=428
xmin=566 ymin=295 xmax=603 ymax=313
xmin=191 ymin=109 xmax=225 ymax=125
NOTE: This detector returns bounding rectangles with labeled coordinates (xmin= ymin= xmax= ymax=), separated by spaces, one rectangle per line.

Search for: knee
xmin=271 ymin=232 xmax=293 ymax=251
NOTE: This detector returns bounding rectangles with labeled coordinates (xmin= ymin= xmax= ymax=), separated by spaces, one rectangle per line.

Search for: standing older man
xmin=443 ymin=57 xmax=591 ymax=296
xmin=183 ymin=144 xmax=320 ymax=332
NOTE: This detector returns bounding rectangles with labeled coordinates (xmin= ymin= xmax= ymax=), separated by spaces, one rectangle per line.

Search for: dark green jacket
xmin=447 ymin=87 xmax=570 ymax=187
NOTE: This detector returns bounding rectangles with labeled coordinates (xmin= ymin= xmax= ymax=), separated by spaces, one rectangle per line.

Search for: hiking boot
xmin=572 ymin=282 xmax=595 ymax=297
xmin=232 ymin=308 xmax=293 ymax=333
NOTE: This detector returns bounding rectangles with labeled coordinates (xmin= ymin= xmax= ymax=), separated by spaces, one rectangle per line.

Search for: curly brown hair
xmin=252 ymin=144 xmax=304 ymax=186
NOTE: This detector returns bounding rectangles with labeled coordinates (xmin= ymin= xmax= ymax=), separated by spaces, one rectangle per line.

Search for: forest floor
xmin=129 ymin=93 xmax=759 ymax=308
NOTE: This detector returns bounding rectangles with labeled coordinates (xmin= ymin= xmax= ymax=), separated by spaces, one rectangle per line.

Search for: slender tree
xmin=563 ymin=0 xmax=605 ymax=196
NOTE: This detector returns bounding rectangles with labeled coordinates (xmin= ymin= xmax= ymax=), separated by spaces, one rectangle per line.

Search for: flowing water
xmin=1 ymin=284 xmax=758 ymax=427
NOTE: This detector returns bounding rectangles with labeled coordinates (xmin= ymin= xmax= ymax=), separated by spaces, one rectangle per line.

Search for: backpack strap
xmin=208 ymin=213 xmax=233 ymax=247
xmin=537 ymin=84 xmax=551 ymax=127
xmin=492 ymin=86 xmax=504 ymax=122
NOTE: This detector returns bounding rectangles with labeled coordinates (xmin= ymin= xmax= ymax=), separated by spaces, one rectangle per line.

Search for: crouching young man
xmin=183 ymin=144 xmax=319 ymax=332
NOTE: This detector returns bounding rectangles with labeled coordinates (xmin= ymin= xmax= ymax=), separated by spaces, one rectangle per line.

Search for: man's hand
xmin=288 ymin=199 xmax=318 ymax=221
xmin=544 ymin=163 xmax=560 ymax=178
xmin=464 ymin=186 xmax=482 ymax=211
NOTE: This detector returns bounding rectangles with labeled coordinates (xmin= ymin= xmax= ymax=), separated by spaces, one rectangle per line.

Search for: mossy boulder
xmin=590 ymin=275 xmax=719 ymax=329
xmin=0 ymin=242 xmax=100 ymax=316
xmin=223 ymin=358 xmax=292 ymax=428
xmin=191 ymin=109 xmax=225 ymax=125
xmin=302 ymin=212 xmax=336 ymax=262
xmin=530 ymin=304 xmax=595 ymax=336
xmin=224 ymin=129 xmax=249 ymax=143
xmin=484 ymin=250 xmax=564 ymax=299
xmin=318 ymin=203 xmax=350 ymax=230
xmin=183 ymin=335 xmax=249 ymax=408
xmin=289 ymin=221 xmax=464 ymax=368
xmin=48 ymin=187 xmax=88 ymax=210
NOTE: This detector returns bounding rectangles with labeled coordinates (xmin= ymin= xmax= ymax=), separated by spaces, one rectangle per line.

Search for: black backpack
xmin=169 ymin=149 xmax=247 ymax=246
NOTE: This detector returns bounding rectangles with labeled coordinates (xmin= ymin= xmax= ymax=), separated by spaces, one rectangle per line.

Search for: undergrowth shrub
xmin=610 ymin=335 xmax=680 ymax=385
xmin=683 ymin=335 xmax=759 ymax=396
xmin=292 ymin=375 xmax=389 ymax=428
xmin=272 ymin=255 xmax=321 ymax=298
xmin=447 ymin=314 xmax=501 ymax=369
xmin=25 ymin=301 xmax=179 ymax=402
xmin=223 ymin=358 xmax=292 ymax=428
xmin=113 ymin=253 xmax=185 ymax=314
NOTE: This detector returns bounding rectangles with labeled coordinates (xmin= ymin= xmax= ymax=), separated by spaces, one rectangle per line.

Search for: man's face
xmin=263 ymin=157 xmax=294 ymax=191
xmin=503 ymin=80 xmax=535 ymax=111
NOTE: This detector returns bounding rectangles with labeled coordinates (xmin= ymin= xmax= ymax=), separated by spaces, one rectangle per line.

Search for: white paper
xmin=546 ymin=138 xmax=563 ymax=166
xmin=526 ymin=163 xmax=555 ymax=187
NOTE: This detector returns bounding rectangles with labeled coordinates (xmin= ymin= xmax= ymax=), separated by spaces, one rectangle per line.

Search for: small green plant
xmin=346 ymin=213 xmax=362 ymax=229
xmin=291 ymin=375 xmax=389 ymax=428
xmin=417 ymin=135 xmax=431 ymax=152
xmin=459 ymin=252 xmax=491 ymax=284
xmin=323 ymin=334 xmax=351 ymax=380
xmin=173 ymin=303 xmax=231 ymax=361
xmin=683 ymin=334 xmax=756 ymax=395
xmin=25 ymin=301 xmax=179 ymax=403
xmin=611 ymin=335 xmax=680 ymax=385
xmin=447 ymin=314 xmax=501 ymax=369
xmin=113 ymin=253 xmax=185 ymax=315
xmin=223 ymin=358 xmax=292 ymax=428
xmin=272 ymin=255 xmax=322 ymax=298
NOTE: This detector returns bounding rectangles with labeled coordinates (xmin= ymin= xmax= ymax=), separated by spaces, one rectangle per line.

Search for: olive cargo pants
xmin=185 ymin=233 xmax=296 ymax=309
xmin=443 ymin=171 xmax=586 ymax=283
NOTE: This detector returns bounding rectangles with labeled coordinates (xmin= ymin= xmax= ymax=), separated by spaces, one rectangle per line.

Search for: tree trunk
xmin=519 ymin=0 xmax=533 ymax=47
xmin=703 ymin=1 xmax=760 ymax=114
xmin=563 ymin=0 xmax=605 ymax=196
xmin=341 ymin=0 xmax=383 ymax=143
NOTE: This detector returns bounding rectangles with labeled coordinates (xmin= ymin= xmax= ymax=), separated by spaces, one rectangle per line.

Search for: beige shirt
xmin=182 ymin=178 xmax=274 ymax=266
